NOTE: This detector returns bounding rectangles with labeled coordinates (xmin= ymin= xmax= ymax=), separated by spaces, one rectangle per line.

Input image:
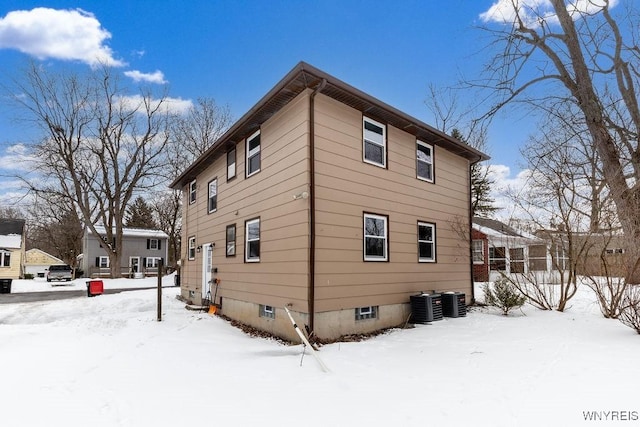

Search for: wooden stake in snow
xmin=283 ymin=306 xmax=329 ymax=373
xmin=157 ymin=259 xmax=163 ymax=322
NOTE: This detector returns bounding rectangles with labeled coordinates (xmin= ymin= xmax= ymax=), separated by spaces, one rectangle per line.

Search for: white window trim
xmin=472 ymin=239 xmax=484 ymax=264
xmin=208 ymin=178 xmax=218 ymax=214
xmin=0 ymin=250 xmax=10 ymax=267
xmin=260 ymin=304 xmax=275 ymax=319
xmin=146 ymin=257 xmax=161 ymax=268
xmin=188 ymin=236 xmax=196 ymax=261
xmin=226 ymin=224 xmax=236 ymax=257
xmin=99 ymin=256 xmax=110 ymax=268
xmin=418 ymin=221 xmax=436 ymax=263
xmin=355 ymin=306 xmax=378 ymax=320
xmin=416 ymin=140 xmax=434 ymax=183
xmin=149 ymin=239 xmax=159 ymax=250
xmin=189 ymin=180 xmax=197 ymax=204
xmin=245 ymin=218 xmax=260 ymax=263
xmin=363 ymin=117 xmax=386 ymax=168
xmin=364 ymin=213 xmax=388 ymax=262
xmin=246 ymin=130 xmax=261 ymax=177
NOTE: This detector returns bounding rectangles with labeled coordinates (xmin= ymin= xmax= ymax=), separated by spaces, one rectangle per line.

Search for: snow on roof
xmin=90 ymin=225 xmax=169 ymax=239
xmin=0 ymin=234 xmax=22 ymax=249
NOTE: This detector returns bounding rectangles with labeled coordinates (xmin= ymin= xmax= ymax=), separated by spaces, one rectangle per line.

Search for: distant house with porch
xmin=81 ymin=226 xmax=169 ymax=278
xmin=0 ymin=218 xmax=26 ymax=280
xmin=24 ymin=249 xmax=66 ymax=278
xmin=472 ymin=217 xmax=567 ymax=282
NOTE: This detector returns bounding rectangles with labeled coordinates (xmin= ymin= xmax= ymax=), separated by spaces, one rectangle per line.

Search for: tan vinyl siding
xmin=180 ymin=91 xmax=311 ymax=311
xmin=313 ymin=94 xmax=471 ymax=312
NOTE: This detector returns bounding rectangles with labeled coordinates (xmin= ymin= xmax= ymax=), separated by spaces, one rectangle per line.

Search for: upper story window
xmin=246 ymin=130 xmax=261 ymax=177
xmin=245 ymin=218 xmax=260 ymax=262
xmin=0 ymin=250 xmax=10 ymax=267
xmin=363 ymin=117 xmax=386 ymax=168
xmin=189 ymin=180 xmax=197 ymax=204
xmin=227 ymin=147 xmax=236 ymax=181
xmin=188 ymin=236 xmax=196 ymax=260
xmin=208 ymin=178 xmax=218 ymax=213
xmin=364 ymin=213 xmax=388 ymax=261
xmin=418 ymin=221 xmax=436 ymax=262
xmin=417 ymin=140 xmax=434 ymax=182
xmin=147 ymin=239 xmax=160 ymax=250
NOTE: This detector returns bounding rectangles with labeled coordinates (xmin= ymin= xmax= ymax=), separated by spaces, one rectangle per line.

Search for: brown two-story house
xmin=171 ymin=62 xmax=488 ymax=341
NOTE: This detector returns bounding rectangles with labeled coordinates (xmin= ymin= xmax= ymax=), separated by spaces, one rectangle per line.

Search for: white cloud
xmin=0 ymin=144 xmax=33 ymax=171
xmin=479 ymin=0 xmax=618 ymax=25
xmin=0 ymin=7 xmax=124 ymax=67
xmin=117 ymin=95 xmax=193 ymax=115
xmin=124 ymin=70 xmax=167 ymax=84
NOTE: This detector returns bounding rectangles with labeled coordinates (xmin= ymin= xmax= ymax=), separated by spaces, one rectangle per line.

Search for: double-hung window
xmin=188 ymin=236 xmax=196 ymax=260
xmin=226 ymin=224 xmax=236 ymax=257
xmin=245 ymin=218 xmax=260 ymax=262
xmin=417 ymin=140 xmax=434 ymax=182
xmin=98 ymin=256 xmax=109 ymax=268
xmin=363 ymin=117 xmax=386 ymax=167
xmin=418 ymin=222 xmax=436 ymax=262
xmin=472 ymin=239 xmax=484 ymax=264
xmin=246 ymin=130 xmax=261 ymax=177
xmin=208 ymin=178 xmax=218 ymax=213
xmin=364 ymin=213 xmax=388 ymax=261
xmin=146 ymin=257 xmax=161 ymax=268
xmin=227 ymin=147 xmax=236 ymax=181
xmin=189 ymin=180 xmax=196 ymax=204
xmin=0 ymin=250 xmax=10 ymax=267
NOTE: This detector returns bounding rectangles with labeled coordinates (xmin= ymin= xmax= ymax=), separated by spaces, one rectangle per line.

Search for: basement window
xmin=355 ymin=306 xmax=378 ymax=321
xmin=259 ymin=304 xmax=275 ymax=319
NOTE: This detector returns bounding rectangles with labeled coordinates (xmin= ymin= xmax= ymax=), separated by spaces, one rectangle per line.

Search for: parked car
xmin=46 ymin=265 xmax=73 ymax=282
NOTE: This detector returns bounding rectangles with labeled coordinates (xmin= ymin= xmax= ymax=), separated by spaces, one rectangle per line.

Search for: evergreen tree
xmin=451 ymin=128 xmax=497 ymax=218
xmin=125 ymin=197 xmax=157 ymax=229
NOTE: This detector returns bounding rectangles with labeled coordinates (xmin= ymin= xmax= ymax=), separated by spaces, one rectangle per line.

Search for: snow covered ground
xmin=9 ymin=274 xmax=176 ymax=293
xmin=1 ymin=281 xmax=639 ymax=427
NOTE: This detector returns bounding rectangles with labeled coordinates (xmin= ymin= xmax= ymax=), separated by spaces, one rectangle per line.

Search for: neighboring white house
xmin=81 ymin=226 xmax=169 ymax=278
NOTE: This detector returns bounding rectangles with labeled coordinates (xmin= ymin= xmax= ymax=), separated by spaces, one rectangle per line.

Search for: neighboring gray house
xmin=81 ymin=226 xmax=169 ymax=278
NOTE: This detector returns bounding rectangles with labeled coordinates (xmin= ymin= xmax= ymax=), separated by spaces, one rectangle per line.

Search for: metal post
xmin=157 ymin=258 xmax=163 ymax=322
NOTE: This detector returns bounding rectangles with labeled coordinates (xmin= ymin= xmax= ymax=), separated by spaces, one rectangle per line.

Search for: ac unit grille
xmin=410 ymin=294 xmax=443 ymax=323
xmin=442 ymin=292 xmax=467 ymax=318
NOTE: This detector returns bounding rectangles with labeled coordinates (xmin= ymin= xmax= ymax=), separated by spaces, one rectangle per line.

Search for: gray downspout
xmin=468 ymin=158 xmax=481 ymax=304
xmin=308 ymin=78 xmax=327 ymax=336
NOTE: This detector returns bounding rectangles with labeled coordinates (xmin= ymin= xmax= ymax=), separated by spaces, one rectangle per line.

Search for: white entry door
xmin=201 ymin=243 xmax=213 ymax=301
xmin=130 ymin=257 xmax=140 ymax=274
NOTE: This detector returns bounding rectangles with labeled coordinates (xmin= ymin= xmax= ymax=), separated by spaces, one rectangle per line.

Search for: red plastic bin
xmin=86 ymin=280 xmax=104 ymax=297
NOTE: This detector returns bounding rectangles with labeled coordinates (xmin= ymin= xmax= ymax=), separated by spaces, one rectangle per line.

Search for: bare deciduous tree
xmin=154 ymin=97 xmax=233 ymax=267
xmin=9 ymin=62 xmax=173 ymax=277
xmin=478 ymin=0 xmax=640 ymax=283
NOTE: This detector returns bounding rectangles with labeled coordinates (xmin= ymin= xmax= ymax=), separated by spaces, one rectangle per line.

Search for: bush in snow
xmin=483 ymin=278 xmax=526 ymax=316
xmin=619 ymin=285 xmax=640 ymax=334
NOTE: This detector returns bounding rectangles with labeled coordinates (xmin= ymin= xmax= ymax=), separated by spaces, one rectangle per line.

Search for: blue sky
xmin=0 ymin=0 xmax=539 ymax=206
